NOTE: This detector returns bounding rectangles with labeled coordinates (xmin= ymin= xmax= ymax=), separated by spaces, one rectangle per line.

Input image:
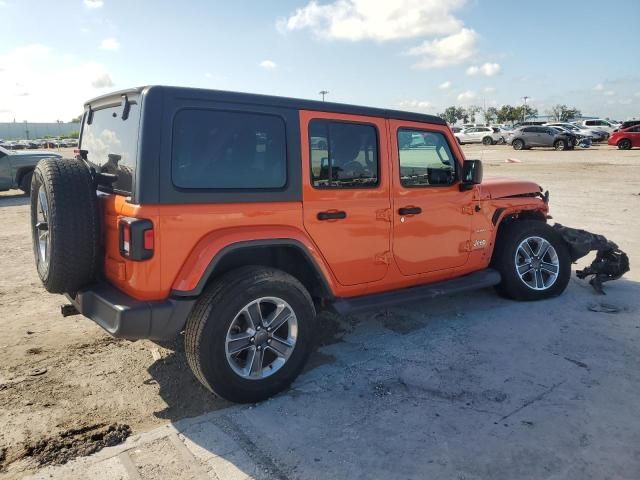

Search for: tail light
xmin=119 ymin=218 xmax=154 ymax=261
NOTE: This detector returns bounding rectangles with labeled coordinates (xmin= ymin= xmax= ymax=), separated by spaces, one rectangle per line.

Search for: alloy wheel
xmin=514 ymin=236 xmax=560 ymax=291
xmin=225 ymin=296 xmax=298 ymax=380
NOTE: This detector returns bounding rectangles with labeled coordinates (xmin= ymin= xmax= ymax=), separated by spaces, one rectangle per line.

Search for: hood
xmin=479 ymin=177 xmax=542 ymax=200
xmin=12 ymin=150 xmax=63 ymax=158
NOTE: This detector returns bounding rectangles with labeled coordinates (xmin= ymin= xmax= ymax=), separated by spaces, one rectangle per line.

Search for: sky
xmin=1 ymin=0 xmax=639 ymax=122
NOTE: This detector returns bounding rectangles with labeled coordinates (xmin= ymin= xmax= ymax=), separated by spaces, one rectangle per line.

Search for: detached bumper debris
xmin=553 ymin=224 xmax=630 ymax=294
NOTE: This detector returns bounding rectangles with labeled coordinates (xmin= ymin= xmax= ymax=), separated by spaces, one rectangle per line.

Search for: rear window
xmin=172 ymin=109 xmax=287 ymax=190
xmin=309 ymin=120 xmax=379 ymax=188
xmin=81 ymin=102 xmax=140 ymax=195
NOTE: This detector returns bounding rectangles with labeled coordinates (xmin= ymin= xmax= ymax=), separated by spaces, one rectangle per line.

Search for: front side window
xmin=172 ymin=109 xmax=286 ymax=189
xmin=309 ymin=120 xmax=378 ymax=188
xmin=398 ymin=129 xmax=456 ymax=187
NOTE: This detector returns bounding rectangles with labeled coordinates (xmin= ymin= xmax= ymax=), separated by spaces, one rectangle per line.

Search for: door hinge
xmin=374 ymin=251 xmax=393 ymax=265
xmin=462 ymin=205 xmax=475 ymax=215
xmin=460 ymin=240 xmax=472 ymax=252
xmin=376 ymin=208 xmax=392 ymax=222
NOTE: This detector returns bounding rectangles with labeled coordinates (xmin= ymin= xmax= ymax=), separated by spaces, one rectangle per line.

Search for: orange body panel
xmin=101 ymin=112 xmax=548 ymax=303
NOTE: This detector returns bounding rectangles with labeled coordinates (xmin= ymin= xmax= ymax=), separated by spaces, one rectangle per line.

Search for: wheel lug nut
xmin=250 ymin=337 xmax=255 ymax=342
xmin=257 ymin=346 xmax=262 ymax=351
xmin=267 ymin=339 xmax=271 ymax=344
xmin=256 ymin=326 xmax=261 ymax=331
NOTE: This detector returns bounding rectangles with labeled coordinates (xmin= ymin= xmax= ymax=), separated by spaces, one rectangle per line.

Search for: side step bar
xmin=330 ymin=268 xmax=501 ymax=315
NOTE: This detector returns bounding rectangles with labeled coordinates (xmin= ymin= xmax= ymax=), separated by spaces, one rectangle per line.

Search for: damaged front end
xmin=553 ymin=224 xmax=630 ymax=294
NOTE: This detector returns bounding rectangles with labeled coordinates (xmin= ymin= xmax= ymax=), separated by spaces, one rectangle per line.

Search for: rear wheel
xmin=20 ymin=170 xmax=33 ymax=195
xmin=512 ymin=139 xmax=524 ymax=150
xmin=617 ymin=139 xmax=632 ymax=150
xmin=553 ymin=139 xmax=567 ymax=151
xmin=184 ymin=266 xmax=316 ymax=403
xmin=482 ymin=136 xmax=494 ymax=145
xmin=491 ymin=221 xmax=571 ymax=301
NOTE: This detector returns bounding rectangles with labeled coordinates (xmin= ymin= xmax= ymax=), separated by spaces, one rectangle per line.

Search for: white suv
xmin=455 ymin=126 xmax=504 ymax=145
xmin=574 ymin=119 xmax=619 ymax=133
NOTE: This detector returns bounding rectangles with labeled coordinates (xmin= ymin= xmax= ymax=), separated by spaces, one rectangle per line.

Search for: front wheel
xmin=184 ymin=266 xmax=316 ymax=403
xmin=491 ymin=221 xmax=571 ymax=301
xmin=617 ymin=139 xmax=632 ymax=150
xmin=553 ymin=140 xmax=567 ymax=151
xmin=512 ymin=139 xmax=524 ymax=150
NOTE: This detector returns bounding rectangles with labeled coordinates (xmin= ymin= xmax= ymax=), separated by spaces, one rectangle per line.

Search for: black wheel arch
xmin=171 ymin=239 xmax=333 ymax=301
xmin=491 ymin=210 xmax=547 ymax=261
xmin=15 ymin=166 xmax=35 ymax=186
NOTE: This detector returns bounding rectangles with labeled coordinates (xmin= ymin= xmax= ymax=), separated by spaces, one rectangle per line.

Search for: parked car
xmin=613 ymin=120 xmax=640 ymax=132
xmin=30 ymin=85 xmax=576 ymax=403
xmin=455 ymin=126 xmax=503 ymax=145
xmin=507 ymin=126 xmax=577 ymax=150
xmin=0 ymin=145 xmax=63 ymax=194
xmin=545 ymin=122 xmax=607 ymax=142
xmin=608 ymin=125 xmax=640 ymax=150
xmin=574 ymin=119 xmax=618 ymax=133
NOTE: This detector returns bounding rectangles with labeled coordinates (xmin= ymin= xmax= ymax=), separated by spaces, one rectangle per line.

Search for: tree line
xmin=437 ymin=104 xmax=581 ymax=125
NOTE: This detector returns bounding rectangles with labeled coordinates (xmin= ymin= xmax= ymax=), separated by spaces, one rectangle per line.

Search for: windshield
xmin=80 ymin=102 xmax=140 ymax=195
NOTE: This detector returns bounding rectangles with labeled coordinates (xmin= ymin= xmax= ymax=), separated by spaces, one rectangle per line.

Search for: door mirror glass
xmin=461 ymin=159 xmax=482 ymax=190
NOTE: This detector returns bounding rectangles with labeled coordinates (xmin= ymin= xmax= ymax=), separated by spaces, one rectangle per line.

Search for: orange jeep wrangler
xmin=30 ymin=86 xmax=570 ymax=403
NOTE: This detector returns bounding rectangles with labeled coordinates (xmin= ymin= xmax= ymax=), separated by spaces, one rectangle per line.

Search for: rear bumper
xmin=66 ymin=283 xmax=195 ymax=341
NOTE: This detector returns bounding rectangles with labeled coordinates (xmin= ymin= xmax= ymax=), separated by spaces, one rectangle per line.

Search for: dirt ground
xmin=1 ymin=144 xmax=638 ymax=478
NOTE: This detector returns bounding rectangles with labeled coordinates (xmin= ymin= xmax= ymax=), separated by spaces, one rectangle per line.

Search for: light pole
xmin=522 ymin=96 xmax=530 ymax=123
xmin=319 ymin=90 xmax=329 ymax=102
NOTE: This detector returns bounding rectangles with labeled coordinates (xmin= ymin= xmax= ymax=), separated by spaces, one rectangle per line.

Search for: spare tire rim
xmin=35 ymin=186 xmax=50 ymax=268
xmin=225 ymin=296 xmax=298 ymax=380
xmin=515 ymin=236 xmax=560 ymax=291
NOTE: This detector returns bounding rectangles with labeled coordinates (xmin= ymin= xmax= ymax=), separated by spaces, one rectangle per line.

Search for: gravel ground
xmin=1 ymin=143 xmax=638 ymax=479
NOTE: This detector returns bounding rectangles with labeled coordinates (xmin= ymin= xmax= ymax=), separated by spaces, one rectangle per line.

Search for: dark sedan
xmin=507 ymin=126 xmax=577 ymax=151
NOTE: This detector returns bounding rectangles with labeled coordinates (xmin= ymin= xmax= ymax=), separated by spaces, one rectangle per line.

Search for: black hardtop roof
xmin=85 ymin=85 xmax=446 ymax=126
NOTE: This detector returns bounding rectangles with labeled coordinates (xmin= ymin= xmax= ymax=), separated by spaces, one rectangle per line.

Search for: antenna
xmin=319 ymin=90 xmax=329 ymax=102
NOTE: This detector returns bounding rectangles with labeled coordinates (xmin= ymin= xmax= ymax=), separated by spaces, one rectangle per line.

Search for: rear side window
xmin=172 ymin=109 xmax=287 ymax=189
xmin=398 ymin=129 xmax=456 ymax=187
xmin=81 ymin=103 xmax=140 ymax=195
xmin=309 ymin=120 xmax=378 ymax=188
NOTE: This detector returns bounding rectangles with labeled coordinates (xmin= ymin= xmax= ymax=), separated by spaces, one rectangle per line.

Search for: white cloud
xmin=397 ymin=99 xmax=432 ymax=111
xmin=604 ymin=90 xmax=616 ymax=96
xmin=593 ymin=83 xmax=604 ymax=91
xmin=100 ymin=38 xmax=120 ymax=51
xmin=439 ymin=81 xmax=452 ymax=89
xmin=259 ymin=60 xmax=277 ymax=70
xmin=484 ymin=86 xmax=496 ymax=93
xmin=0 ymin=44 xmax=115 ymax=121
xmin=457 ymin=90 xmax=476 ymax=101
xmin=466 ymin=62 xmax=501 ymax=76
xmin=279 ymin=0 xmax=466 ymax=41
xmin=407 ymin=28 xmax=478 ymax=69
xmin=84 ymin=0 xmax=103 ymax=8
xmin=91 ymin=73 xmax=114 ymax=88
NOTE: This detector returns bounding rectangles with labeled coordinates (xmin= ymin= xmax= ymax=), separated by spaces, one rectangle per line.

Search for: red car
xmin=608 ymin=125 xmax=640 ymax=150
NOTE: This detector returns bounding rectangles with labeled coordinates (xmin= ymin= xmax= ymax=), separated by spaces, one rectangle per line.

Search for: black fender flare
xmin=170 ymin=239 xmax=333 ymax=299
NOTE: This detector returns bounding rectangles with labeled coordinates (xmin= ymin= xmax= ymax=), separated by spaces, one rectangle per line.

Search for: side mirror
xmin=460 ymin=159 xmax=483 ymax=190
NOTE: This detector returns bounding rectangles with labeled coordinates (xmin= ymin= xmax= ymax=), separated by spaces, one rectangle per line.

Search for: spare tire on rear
xmin=30 ymin=158 xmax=100 ymax=294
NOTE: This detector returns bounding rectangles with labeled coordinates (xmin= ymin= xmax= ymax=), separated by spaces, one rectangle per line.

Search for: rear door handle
xmin=317 ymin=210 xmax=347 ymax=221
xmin=398 ymin=206 xmax=422 ymax=215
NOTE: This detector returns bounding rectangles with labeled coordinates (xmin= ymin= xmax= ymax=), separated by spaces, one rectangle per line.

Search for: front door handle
xmin=398 ymin=206 xmax=422 ymax=215
xmin=317 ymin=210 xmax=347 ymax=221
